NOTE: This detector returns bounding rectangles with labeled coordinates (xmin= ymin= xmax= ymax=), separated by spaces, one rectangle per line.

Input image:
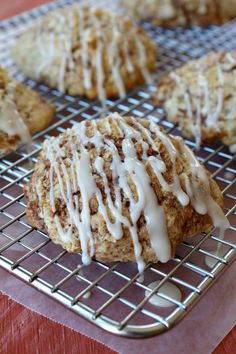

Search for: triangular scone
xmin=24 ymin=113 xmax=228 ymax=271
xmin=11 ymin=6 xmax=157 ymax=102
xmin=154 ymin=52 xmax=236 ymax=153
xmin=0 ymin=67 xmax=55 ymax=156
xmin=121 ymin=0 xmax=236 ymax=27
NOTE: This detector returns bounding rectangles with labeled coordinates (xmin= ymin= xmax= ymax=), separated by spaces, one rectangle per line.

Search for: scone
xmin=11 ymin=6 xmax=157 ymax=103
xmin=121 ymin=0 xmax=236 ymax=27
xmin=153 ymin=52 xmax=236 ymax=152
xmin=24 ymin=113 xmax=228 ymax=272
xmin=0 ymin=67 xmax=55 ymax=156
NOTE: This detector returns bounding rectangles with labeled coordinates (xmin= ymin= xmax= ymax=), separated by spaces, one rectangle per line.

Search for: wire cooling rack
xmin=0 ymin=0 xmax=235 ymax=338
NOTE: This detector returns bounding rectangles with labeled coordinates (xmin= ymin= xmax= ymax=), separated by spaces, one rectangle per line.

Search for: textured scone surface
xmin=24 ymin=114 xmax=227 ymax=269
xmin=0 ymin=67 xmax=55 ymax=155
xmin=122 ymin=0 xmax=236 ymax=27
xmin=11 ymin=6 xmax=157 ymax=100
xmin=154 ymin=52 xmax=236 ymax=150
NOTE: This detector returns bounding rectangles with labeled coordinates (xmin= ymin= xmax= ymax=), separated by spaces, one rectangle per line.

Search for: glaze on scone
xmin=0 ymin=67 xmax=55 ymax=156
xmin=11 ymin=6 xmax=157 ymax=103
xmin=24 ymin=113 xmax=229 ymax=271
xmin=154 ymin=52 xmax=236 ymax=152
xmin=122 ymin=0 xmax=236 ymax=27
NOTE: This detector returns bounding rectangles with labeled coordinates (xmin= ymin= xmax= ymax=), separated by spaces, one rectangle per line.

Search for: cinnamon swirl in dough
xmin=154 ymin=52 xmax=236 ymax=152
xmin=121 ymin=0 xmax=236 ymax=27
xmin=0 ymin=67 xmax=55 ymax=156
xmin=11 ymin=6 xmax=157 ymax=103
xmin=24 ymin=113 xmax=228 ymax=271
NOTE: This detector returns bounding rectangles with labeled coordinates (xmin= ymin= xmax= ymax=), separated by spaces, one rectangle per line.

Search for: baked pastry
xmin=11 ymin=6 xmax=157 ymax=103
xmin=0 ymin=67 xmax=55 ymax=156
xmin=154 ymin=52 xmax=236 ymax=152
xmin=121 ymin=0 xmax=236 ymax=27
xmin=24 ymin=113 xmax=229 ymax=272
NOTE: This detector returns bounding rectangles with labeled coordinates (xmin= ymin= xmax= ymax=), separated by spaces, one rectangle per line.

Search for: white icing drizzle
xmin=43 ymin=113 xmax=229 ymax=271
xmin=91 ymin=8 xmax=107 ymax=104
xmin=226 ymin=53 xmax=236 ymax=154
xmin=78 ymin=8 xmax=92 ymax=90
xmin=159 ymin=0 xmax=175 ymax=20
xmin=224 ymin=171 xmax=234 ymax=180
xmin=75 ymin=264 xmax=83 ymax=281
xmin=104 ymin=117 xmax=112 ymax=134
xmin=83 ymin=291 xmax=91 ymax=299
xmin=205 ymin=246 xmax=224 ymax=268
xmin=170 ymin=71 xmax=194 ymax=127
xmin=131 ymin=117 xmax=189 ymax=206
xmin=122 ymin=137 xmax=170 ymax=263
xmin=205 ymin=66 xmax=224 ymax=127
xmin=145 ymin=281 xmax=182 ymax=307
xmin=58 ymin=39 xmax=69 ymax=92
xmin=36 ymin=11 xmax=74 ymax=92
xmin=67 ymin=11 xmax=76 ymax=71
xmin=132 ymin=27 xmax=153 ymax=84
xmin=170 ymin=54 xmax=236 ymax=148
xmin=35 ymin=32 xmax=55 ymax=79
xmin=229 ymin=144 xmax=236 ymax=154
xmin=198 ymin=71 xmax=209 ymax=116
xmin=195 ymin=91 xmax=202 ymax=149
xmin=76 ymin=266 xmax=91 ymax=298
xmin=34 ymin=6 xmax=153 ymax=103
xmin=205 ymin=254 xmax=221 ymax=268
xmin=226 ymin=53 xmax=236 ymax=65
xmin=57 ymin=12 xmax=74 ymax=93
xmin=170 ymin=71 xmax=202 ymax=147
xmin=0 ymin=82 xmax=31 ymax=145
xmin=205 ymin=228 xmax=226 ymax=268
xmin=123 ymin=30 xmax=134 ymax=73
xmin=198 ymin=0 xmax=207 ymax=14
xmin=108 ymin=18 xmax=126 ymax=98
xmin=178 ymin=138 xmax=230 ymax=232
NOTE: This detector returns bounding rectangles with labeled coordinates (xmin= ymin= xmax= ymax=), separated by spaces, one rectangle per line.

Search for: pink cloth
xmin=0 ymin=261 xmax=235 ymax=354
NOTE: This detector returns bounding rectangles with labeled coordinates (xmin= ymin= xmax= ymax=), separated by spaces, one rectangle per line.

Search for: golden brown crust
xmin=11 ymin=6 xmax=157 ymax=99
xmin=122 ymin=0 xmax=236 ymax=27
xmin=24 ymin=116 xmax=224 ymax=264
xmin=153 ymin=52 xmax=236 ymax=148
xmin=0 ymin=67 xmax=55 ymax=155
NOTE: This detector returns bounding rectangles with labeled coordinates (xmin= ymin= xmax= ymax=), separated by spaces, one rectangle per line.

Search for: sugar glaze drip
xmin=43 ymin=113 xmax=229 ymax=271
xmin=145 ymin=281 xmax=182 ymax=308
xmin=170 ymin=53 xmax=236 ymax=149
xmin=0 ymin=81 xmax=31 ymax=145
xmin=35 ymin=6 xmax=153 ymax=105
xmin=205 ymin=246 xmax=224 ymax=268
xmin=205 ymin=223 xmax=230 ymax=268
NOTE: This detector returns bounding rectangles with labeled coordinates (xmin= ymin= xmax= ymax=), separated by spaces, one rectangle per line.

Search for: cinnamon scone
xmin=0 ymin=67 xmax=55 ymax=156
xmin=153 ymin=52 xmax=236 ymax=152
xmin=121 ymin=0 xmax=236 ymax=27
xmin=24 ymin=113 xmax=229 ymax=272
xmin=11 ymin=6 xmax=157 ymax=103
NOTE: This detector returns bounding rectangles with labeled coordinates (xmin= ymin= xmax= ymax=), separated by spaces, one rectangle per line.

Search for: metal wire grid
xmin=0 ymin=0 xmax=235 ymax=338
